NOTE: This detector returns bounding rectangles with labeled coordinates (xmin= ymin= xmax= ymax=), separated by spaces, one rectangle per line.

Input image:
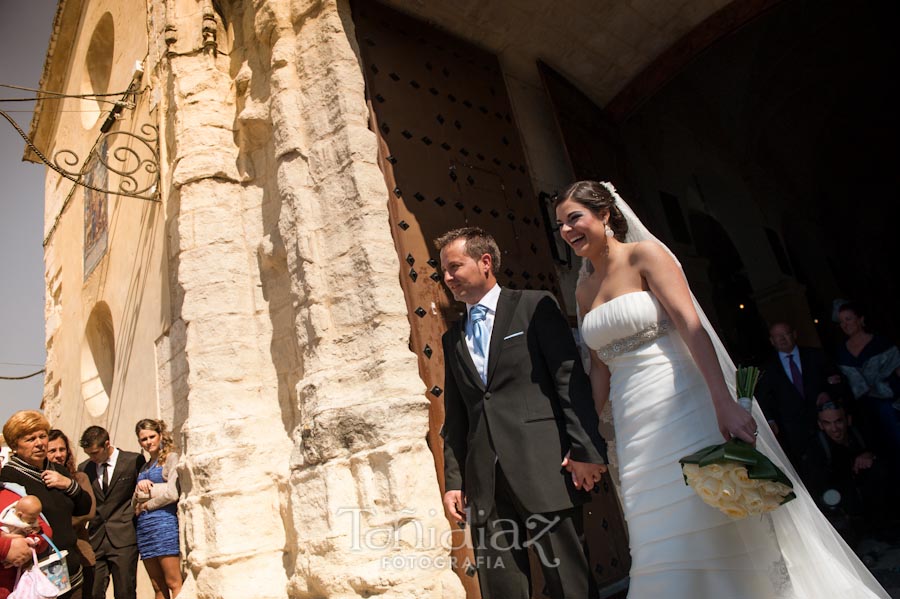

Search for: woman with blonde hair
xmin=132 ymin=419 xmax=182 ymax=599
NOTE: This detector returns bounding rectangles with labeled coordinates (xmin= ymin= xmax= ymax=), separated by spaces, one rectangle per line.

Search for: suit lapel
xmin=774 ymin=353 xmax=803 ymax=397
xmin=106 ymin=453 xmax=132 ymax=495
xmin=798 ymin=348 xmax=814 ymax=400
xmin=485 ymin=288 xmax=518 ymax=388
xmin=89 ymin=462 xmax=106 ymax=499
xmin=454 ymin=318 xmax=484 ymax=390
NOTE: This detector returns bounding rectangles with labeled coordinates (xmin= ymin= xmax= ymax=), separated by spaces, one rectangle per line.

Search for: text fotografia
xmin=381 ymin=554 xmax=503 ymax=571
xmin=336 ymin=507 xmax=562 ymax=568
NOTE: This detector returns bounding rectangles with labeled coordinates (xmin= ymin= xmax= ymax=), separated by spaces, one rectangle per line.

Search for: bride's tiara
xmin=590 ymin=181 xmax=619 ymax=202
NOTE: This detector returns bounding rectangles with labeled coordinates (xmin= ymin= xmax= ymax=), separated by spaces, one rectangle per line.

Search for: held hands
xmin=443 ymin=490 xmax=467 ymax=525
xmin=136 ymin=479 xmax=153 ymax=494
xmin=41 ymin=469 xmax=71 ymax=490
xmin=561 ymin=451 xmax=607 ymax=492
xmin=714 ymin=397 xmax=758 ymax=445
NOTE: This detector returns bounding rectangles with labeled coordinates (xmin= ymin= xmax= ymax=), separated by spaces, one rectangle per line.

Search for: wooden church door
xmin=353 ymin=3 xmax=629 ymax=596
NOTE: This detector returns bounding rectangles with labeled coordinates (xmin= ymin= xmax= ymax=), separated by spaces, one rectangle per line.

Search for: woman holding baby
xmin=1 ymin=410 xmax=92 ymax=598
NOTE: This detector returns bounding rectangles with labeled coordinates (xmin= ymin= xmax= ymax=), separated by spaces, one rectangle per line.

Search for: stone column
xmin=156 ymin=0 xmax=463 ymax=597
xmin=154 ymin=1 xmax=293 ymax=597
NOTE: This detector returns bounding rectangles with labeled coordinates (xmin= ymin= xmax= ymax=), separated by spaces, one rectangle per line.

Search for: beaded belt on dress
xmin=595 ymin=320 xmax=672 ymax=361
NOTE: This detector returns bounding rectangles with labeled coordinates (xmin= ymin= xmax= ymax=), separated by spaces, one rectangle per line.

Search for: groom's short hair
xmin=434 ymin=227 xmax=501 ymax=274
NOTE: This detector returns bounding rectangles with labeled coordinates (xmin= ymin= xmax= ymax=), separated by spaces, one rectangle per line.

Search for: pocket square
xmin=503 ymin=331 xmax=524 ymax=340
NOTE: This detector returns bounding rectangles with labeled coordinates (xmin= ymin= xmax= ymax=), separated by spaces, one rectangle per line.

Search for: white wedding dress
xmin=581 ymin=289 xmax=890 ymax=598
xmin=583 ymin=291 xmax=793 ymax=597
xmin=575 ymin=182 xmax=890 ymax=598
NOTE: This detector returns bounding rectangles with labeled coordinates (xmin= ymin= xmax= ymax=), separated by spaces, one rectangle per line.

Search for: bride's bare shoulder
xmin=628 ymin=240 xmax=670 ymax=263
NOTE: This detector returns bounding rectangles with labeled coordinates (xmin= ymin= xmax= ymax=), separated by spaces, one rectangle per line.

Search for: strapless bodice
xmin=581 ymin=291 xmax=672 ymax=362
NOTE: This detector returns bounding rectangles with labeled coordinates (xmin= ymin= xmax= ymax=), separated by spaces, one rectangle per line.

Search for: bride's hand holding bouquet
xmin=713 ymin=393 xmax=758 ymax=444
xmin=680 ymin=366 xmax=795 ymax=519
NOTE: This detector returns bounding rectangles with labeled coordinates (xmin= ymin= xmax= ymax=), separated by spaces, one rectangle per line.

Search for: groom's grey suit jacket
xmin=441 ymin=288 xmax=607 ymax=525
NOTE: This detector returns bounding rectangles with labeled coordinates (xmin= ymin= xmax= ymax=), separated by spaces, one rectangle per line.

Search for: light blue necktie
xmin=470 ymin=304 xmax=489 ymax=361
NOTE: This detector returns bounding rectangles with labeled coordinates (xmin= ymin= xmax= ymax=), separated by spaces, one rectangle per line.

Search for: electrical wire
xmin=0 ymin=83 xmax=125 ymax=97
xmin=0 ymin=96 xmax=120 ymax=106
xmin=0 ymin=368 xmax=45 ymax=380
xmin=0 ymin=83 xmax=132 ymax=106
xmin=0 ymin=109 xmax=116 ymax=113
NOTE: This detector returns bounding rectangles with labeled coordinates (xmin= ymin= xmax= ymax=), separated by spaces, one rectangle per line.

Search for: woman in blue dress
xmin=132 ymin=419 xmax=182 ymax=599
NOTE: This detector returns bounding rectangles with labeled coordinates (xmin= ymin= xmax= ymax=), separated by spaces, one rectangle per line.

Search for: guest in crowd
xmin=801 ymin=398 xmax=890 ymax=537
xmin=78 ymin=426 xmax=145 ymax=599
xmin=756 ymin=321 xmax=839 ymax=468
xmin=48 ymin=429 xmax=97 ymax=598
xmin=132 ymin=419 xmax=182 ymax=599
xmin=835 ymin=303 xmax=900 ymax=474
xmin=1 ymin=411 xmax=91 ymax=598
xmin=0 ymin=485 xmax=51 ymax=599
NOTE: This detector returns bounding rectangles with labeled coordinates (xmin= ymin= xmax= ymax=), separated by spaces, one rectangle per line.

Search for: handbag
xmin=8 ymin=548 xmax=60 ymax=599
xmin=34 ymin=535 xmax=70 ymax=595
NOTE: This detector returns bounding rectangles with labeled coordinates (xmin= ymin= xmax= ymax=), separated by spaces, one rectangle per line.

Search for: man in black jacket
xmin=801 ymin=400 xmax=888 ymax=534
xmin=436 ymin=227 xmax=607 ymax=599
xmin=757 ymin=322 xmax=839 ymax=468
xmin=79 ymin=426 xmax=145 ymax=599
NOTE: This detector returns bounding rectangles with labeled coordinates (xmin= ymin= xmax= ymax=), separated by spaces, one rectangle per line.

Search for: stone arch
xmin=80 ymin=12 xmax=115 ymax=129
xmin=81 ymin=301 xmax=115 ymax=417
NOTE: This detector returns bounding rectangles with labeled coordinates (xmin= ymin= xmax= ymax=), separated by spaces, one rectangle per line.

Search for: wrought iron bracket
xmin=1 ymin=109 xmax=160 ymax=202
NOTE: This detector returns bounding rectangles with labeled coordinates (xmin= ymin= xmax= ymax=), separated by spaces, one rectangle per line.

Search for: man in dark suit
xmin=436 ymin=227 xmax=608 ymax=599
xmin=79 ymin=426 xmax=145 ymax=599
xmin=800 ymin=399 xmax=888 ymax=524
xmin=757 ymin=321 xmax=840 ymax=469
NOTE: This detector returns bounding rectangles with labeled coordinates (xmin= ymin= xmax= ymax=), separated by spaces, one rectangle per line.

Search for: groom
xmin=436 ymin=227 xmax=607 ymax=599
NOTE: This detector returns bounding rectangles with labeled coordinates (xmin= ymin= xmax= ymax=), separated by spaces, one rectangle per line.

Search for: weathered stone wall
xmin=153 ymin=0 xmax=461 ymax=597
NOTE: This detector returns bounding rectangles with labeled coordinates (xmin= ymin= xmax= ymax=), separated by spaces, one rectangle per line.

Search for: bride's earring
xmin=604 ymin=223 xmax=614 ymax=238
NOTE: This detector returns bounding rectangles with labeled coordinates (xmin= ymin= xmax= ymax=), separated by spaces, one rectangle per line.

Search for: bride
xmin=554 ymin=181 xmax=888 ymax=598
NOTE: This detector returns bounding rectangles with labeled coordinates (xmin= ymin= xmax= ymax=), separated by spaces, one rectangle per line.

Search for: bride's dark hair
xmin=556 ymin=180 xmax=628 ymax=242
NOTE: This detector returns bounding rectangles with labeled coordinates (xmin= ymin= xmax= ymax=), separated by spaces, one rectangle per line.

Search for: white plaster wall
xmin=38 ymin=2 xmax=161 ymax=598
xmin=41 ymin=0 xmax=165 ymax=455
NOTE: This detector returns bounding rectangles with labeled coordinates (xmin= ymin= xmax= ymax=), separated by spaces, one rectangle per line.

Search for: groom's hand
xmin=443 ymin=490 xmax=467 ymax=524
xmin=562 ymin=453 xmax=607 ymax=492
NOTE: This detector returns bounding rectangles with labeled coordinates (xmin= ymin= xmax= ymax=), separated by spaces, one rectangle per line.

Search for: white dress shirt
xmin=778 ymin=349 xmax=803 ymax=379
xmin=101 ymin=447 xmax=120 ymax=486
xmin=465 ymin=284 xmax=501 ymax=384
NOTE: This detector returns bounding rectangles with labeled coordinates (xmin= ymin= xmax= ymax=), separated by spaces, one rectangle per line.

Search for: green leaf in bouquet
xmin=678 ymin=444 xmax=721 ymax=465
xmin=747 ymin=453 xmax=794 ymax=488
xmin=746 ymin=457 xmax=780 ymax=481
xmin=719 ymin=438 xmax=763 ymax=465
xmin=678 ymin=438 xmax=795 ymax=490
xmin=780 ymin=492 xmax=797 ymax=505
